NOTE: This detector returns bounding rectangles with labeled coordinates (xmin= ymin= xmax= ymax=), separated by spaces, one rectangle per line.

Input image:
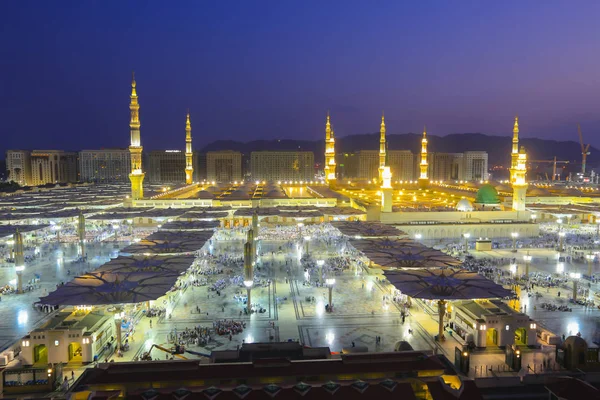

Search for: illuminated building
xmin=389 ymin=150 xmax=414 ymax=181
xmin=378 ymin=113 xmax=386 ymax=182
xmin=418 ymin=126 xmax=429 ymax=187
xmin=251 ymin=151 xmax=314 ymax=182
xmin=148 ymin=150 xmax=186 ymax=183
xmin=463 ymin=151 xmax=488 ymax=181
xmin=184 ymin=111 xmax=193 ymax=184
xmin=207 ymin=151 xmax=242 ymax=182
xmin=30 ymin=150 xmax=78 ymax=185
xmin=79 ymin=149 xmax=130 ymax=182
xmin=431 ymin=153 xmax=462 ymax=181
xmin=5 ymin=150 xmax=31 ymax=185
xmin=509 ymin=116 xmax=528 ymax=211
xmin=128 ymin=73 xmax=145 ymax=200
xmin=323 ymin=113 xmax=336 ymax=183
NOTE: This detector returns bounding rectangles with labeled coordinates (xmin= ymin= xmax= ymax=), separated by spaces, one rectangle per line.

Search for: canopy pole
xmin=438 ymin=300 xmax=446 ymax=341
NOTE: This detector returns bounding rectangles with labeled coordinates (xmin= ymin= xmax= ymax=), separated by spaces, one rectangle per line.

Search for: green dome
xmin=475 ymin=184 xmax=500 ymax=204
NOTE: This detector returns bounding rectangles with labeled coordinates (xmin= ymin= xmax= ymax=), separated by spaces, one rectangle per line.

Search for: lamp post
xmin=463 ymin=233 xmax=470 ymax=253
xmin=558 ymin=231 xmax=565 ymax=253
xmin=415 ymin=233 xmax=422 ymax=241
xmin=511 ymin=232 xmax=519 ymax=253
xmin=316 ymin=259 xmax=325 ymax=284
xmin=326 ymin=278 xmax=336 ymax=310
xmin=509 ymin=263 xmax=518 ymax=277
xmin=114 ymin=310 xmax=123 ymax=352
xmin=13 ymin=229 xmax=24 ymax=294
xmin=523 ymin=253 xmax=532 ymax=279
xmin=586 ymin=253 xmax=595 ymax=277
xmin=596 ymin=219 xmax=600 ymax=239
xmin=569 ymin=272 xmax=581 ymax=301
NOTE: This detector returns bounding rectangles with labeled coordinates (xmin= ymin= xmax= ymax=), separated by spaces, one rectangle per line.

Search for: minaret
xmin=381 ymin=142 xmax=393 ymax=213
xmin=185 ymin=110 xmax=194 ymax=185
xmin=324 ymin=112 xmax=336 ymax=184
xmin=378 ymin=113 xmax=386 ymax=182
xmin=509 ymin=116 xmax=528 ymax=211
xmin=128 ymin=72 xmax=145 ymax=200
xmin=511 ymin=116 xmax=520 ymax=170
xmin=418 ymin=126 xmax=429 ymax=187
xmin=243 ymin=241 xmax=254 ymax=313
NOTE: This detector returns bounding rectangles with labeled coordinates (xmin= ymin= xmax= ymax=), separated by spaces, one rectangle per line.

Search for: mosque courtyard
xmin=1 ymin=222 xmax=599 ymax=380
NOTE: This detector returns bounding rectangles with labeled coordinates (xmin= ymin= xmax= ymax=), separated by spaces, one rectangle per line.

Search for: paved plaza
xmin=2 ymin=227 xmax=600 ymax=380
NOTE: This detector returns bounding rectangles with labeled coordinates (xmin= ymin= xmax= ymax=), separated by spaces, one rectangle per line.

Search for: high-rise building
xmin=356 ymin=150 xmax=379 ymax=180
xmin=6 ymin=150 xmax=32 ymax=185
xmin=128 ymin=73 xmax=145 ymax=200
xmin=388 ymin=150 xmax=414 ymax=181
xmin=148 ymin=150 xmax=199 ymax=183
xmin=251 ymin=151 xmax=314 ymax=182
xmin=30 ymin=150 xmax=78 ymax=185
xmin=463 ymin=151 xmax=489 ymax=181
xmin=79 ymin=149 xmax=130 ymax=182
xmin=431 ymin=153 xmax=464 ymax=181
xmin=207 ymin=151 xmax=242 ymax=183
xmin=336 ymin=152 xmax=358 ymax=180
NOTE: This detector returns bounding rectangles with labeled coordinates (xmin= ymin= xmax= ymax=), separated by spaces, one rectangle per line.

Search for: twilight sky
xmin=1 ymin=1 xmax=600 ymax=156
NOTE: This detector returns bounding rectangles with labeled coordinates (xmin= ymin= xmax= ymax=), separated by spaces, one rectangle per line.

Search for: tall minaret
xmin=381 ymin=142 xmax=393 ymax=213
xmin=418 ymin=126 xmax=429 ymax=187
xmin=128 ymin=72 xmax=145 ymax=200
xmin=378 ymin=113 xmax=386 ymax=182
xmin=185 ymin=110 xmax=194 ymax=185
xmin=511 ymin=116 xmax=520 ymax=171
xmin=324 ymin=112 xmax=336 ymax=184
xmin=509 ymin=116 xmax=528 ymax=211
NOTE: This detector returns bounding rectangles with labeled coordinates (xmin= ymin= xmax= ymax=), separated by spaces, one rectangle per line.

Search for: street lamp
xmin=511 ymin=232 xmax=519 ymax=252
xmin=415 ymin=233 xmax=422 ymax=240
xmin=463 ymin=233 xmax=470 ymax=253
xmin=523 ymin=253 xmax=532 ymax=279
xmin=569 ymin=272 xmax=581 ymax=302
xmin=53 ymin=225 xmax=62 ymax=242
xmin=556 ymin=262 xmax=565 ymax=274
xmin=316 ymin=259 xmax=325 ymax=284
xmin=586 ymin=253 xmax=595 ymax=277
xmin=509 ymin=263 xmax=518 ymax=276
xmin=326 ymin=278 xmax=336 ymax=310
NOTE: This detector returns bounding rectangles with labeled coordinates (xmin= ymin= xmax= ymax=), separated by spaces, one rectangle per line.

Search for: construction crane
xmin=578 ymin=124 xmax=591 ymax=175
xmin=528 ymin=157 xmax=569 ymax=181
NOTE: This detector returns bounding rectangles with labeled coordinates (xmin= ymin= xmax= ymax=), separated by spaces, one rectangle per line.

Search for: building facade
xmin=431 ymin=153 xmax=464 ymax=181
xmin=251 ymin=151 xmax=314 ymax=182
xmin=6 ymin=150 xmax=32 ymax=186
xmin=79 ymin=149 xmax=130 ymax=182
xmin=148 ymin=150 xmax=199 ymax=183
xmin=463 ymin=151 xmax=489 ymax=181
xmin=389 ymin=150 xmax=414 ymax=181
xmin=356 ymin=150 xmax=379 ymax=180
xmin=30 ymin=150 xmax=78 ymax=185
xmin=207 ymin=151 xmax=242 ymax=183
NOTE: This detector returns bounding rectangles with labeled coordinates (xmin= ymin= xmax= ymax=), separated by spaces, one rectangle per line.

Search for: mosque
xmin=121 ymin=75 xmax=600 ymax=238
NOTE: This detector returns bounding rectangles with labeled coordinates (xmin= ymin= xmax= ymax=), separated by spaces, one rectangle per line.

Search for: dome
xmin=475 ymin=184 xmax=500 ymax=204
xmin=456 ymin=199 xmax=474 ymax=212
xmin=528 ymin=187 xmax=551 ymax=196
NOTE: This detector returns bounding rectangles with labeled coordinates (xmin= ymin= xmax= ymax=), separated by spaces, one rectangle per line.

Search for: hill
xmin=201 ymin=133 xmax=598 ymax=168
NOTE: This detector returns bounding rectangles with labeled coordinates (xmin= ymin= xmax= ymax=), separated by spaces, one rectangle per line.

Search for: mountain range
xmin=200 ymin=133 xmax=598 ymax=168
